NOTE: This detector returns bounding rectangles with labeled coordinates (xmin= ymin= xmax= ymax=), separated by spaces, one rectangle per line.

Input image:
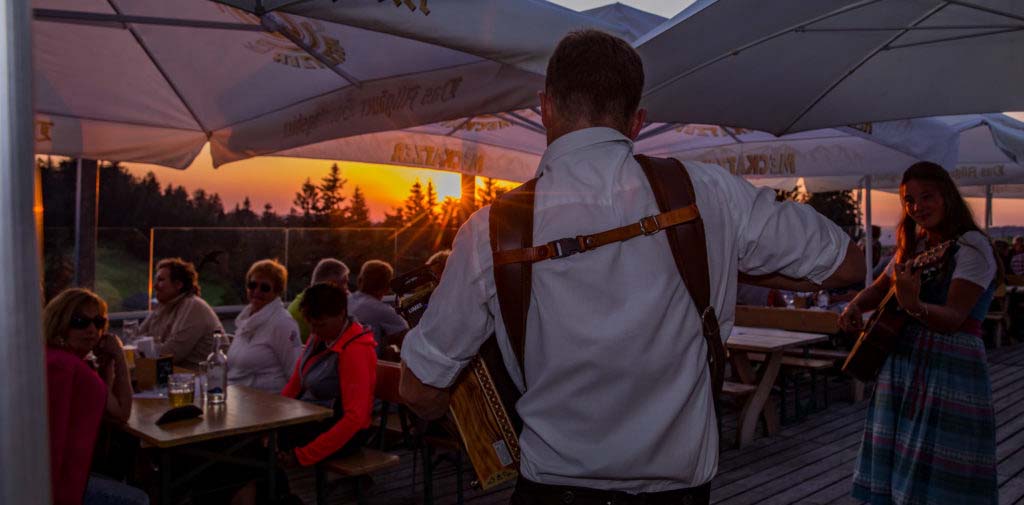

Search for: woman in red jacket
xmin=279 ymin=282 xmax=377 ymax=466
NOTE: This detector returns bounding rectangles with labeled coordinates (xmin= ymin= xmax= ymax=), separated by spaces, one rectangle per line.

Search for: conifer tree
xmin=346 ymin=185 xmax=372 ymax=227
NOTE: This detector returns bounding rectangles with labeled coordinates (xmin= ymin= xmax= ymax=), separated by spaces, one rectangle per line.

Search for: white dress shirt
xmin=402 ymin=127 xmax=850 ymax=493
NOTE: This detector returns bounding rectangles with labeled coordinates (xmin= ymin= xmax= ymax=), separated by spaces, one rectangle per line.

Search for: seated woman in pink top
xmin=43 ymin=288 xmax=147 ymax=505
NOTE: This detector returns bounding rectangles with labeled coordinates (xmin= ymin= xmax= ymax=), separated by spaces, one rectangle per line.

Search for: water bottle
xmin=205 ymin=331 xmax=228 ymax=404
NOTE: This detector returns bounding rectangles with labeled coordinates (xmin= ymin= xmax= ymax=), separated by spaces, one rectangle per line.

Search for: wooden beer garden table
xmin=726 ymin=325 xmax=829 ymax=448
xmin=120 ymin=384 xmax=331 ymax=504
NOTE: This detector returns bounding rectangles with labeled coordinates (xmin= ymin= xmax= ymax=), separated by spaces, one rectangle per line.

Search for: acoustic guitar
xmin=841 ymin=240 xmax=953 ymax=383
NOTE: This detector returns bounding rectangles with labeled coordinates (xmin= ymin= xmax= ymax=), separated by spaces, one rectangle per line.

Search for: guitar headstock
xmin=910 ymin=240 xmax=953 ymax=270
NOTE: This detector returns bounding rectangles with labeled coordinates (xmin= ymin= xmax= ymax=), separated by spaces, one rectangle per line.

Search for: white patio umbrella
xmin=636 ymin=0 xmax=1024 ymax=135
xmin=31 ymin=0 xmax=622 ymax=169
xmin=270 ymin=107 xmax=960 ymax=184
xmin=794 ymin=114 xmax=1024 ymax=193
xmin=755 ymin=113 xmax=1024 ymax=281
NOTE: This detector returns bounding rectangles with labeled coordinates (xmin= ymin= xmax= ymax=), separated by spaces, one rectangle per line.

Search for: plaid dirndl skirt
xmin=851 ymin=323 xmax=997 ymax=505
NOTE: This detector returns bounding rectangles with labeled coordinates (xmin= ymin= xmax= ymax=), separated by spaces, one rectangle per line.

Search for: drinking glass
xmin=168 ymin=373 xmax=195 ymax=407
xmin=121 ymin=319 xmax=140 ymax=346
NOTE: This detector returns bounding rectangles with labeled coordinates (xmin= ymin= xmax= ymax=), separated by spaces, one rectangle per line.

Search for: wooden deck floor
xmin=289 ymin=342 xmax=1024 ymax=505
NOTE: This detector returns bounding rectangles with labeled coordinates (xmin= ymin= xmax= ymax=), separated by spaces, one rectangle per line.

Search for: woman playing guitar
xmin=839 ymin=162 xmax=1001 ymax=504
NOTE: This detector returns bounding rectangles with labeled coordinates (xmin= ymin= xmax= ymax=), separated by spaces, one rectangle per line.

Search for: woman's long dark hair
xmin=896 ymin=162 xmax=1002 ymax=282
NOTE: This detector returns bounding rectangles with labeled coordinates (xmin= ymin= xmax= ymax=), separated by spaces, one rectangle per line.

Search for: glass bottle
xmin=205 ymin=331 xmax=228 ymax=404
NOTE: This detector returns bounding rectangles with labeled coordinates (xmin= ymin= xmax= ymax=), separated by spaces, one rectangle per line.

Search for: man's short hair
xmin=156 ymin=257 xmax=201 ymax=296
xmin=545 ymin=29 xmax=644 ymax=130
xmin=299 ymin=282 xmax=348 ymax=320
xmin=311 ymin=258 xmax=350 ymax=286
xmin=357 ymin=260 xmax=395 ymax=295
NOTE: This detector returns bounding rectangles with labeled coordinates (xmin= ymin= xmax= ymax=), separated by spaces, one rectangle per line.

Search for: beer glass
xmin=168 ymin=373 xmax=195 ymax=407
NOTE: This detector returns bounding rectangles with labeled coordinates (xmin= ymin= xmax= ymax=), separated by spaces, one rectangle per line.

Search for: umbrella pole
xmin=864 ymin=176 xmax=873 ymax=288
xmin=0 ymin=0 xmax=51 ymax=503
xmin=73 ymin=158 xmax=99 ymax=289
xmin=985 ymin=184 xmax=993 ymax=234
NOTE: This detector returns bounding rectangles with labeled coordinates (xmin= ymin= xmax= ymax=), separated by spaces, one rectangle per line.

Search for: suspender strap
xmin=493 ymin=204 xmax=700 ymax=266
xmin=488 ymin=156 xmax=725 ymax=419
xmin=489 ymin=178 xmax=538 ymax=376
xmin=634 ymin=155 xmax=726 ymax=414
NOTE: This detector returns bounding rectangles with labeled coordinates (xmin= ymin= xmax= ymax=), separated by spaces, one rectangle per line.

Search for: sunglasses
xmin=247 ymin=281 xmax=273 ymax=293
xmin=69 ymin=314 xmax=107 ymax=330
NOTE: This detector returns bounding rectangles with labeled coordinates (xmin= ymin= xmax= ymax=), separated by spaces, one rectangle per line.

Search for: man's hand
xmin=399 ymin=360 xmax=450 ymax=420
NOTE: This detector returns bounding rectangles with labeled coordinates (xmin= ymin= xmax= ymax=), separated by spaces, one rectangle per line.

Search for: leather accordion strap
xmin=489 ymin=178 xmax=538 ymax=378
xmin=493 ymin=204 xmax=700 ymax=266
xmin=634 ymin=154 xmax=726 ymax=416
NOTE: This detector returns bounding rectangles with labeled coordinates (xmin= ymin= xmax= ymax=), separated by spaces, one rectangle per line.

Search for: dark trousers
xmin=511 ymin=476 xmax=711 ymax=505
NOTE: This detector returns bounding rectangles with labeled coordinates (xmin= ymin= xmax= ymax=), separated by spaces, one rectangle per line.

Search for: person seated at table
xmin=349 ymin=260 xmax=408 ymax=356
xmin=287 ymin=258 xmax=350 ymax=344
xmin=993 ymin=239 xmax=1011 ymax=271
xmin=278 ymin=282 xmax=376 ymax=467
xmin=138 ymin=258 xmax=221 ymax=369
xmin=227 ymin=259 xmax=302 ymax=394
xmin=43 ymin=288 xmax=148 ymax=505
xmin=1012 ymin=236 xmax=1024 ymax=275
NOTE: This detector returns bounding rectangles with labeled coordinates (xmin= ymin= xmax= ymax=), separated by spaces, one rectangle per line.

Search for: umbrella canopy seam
xmin=779 ymin=3 xmax=949 ymax=134
xmin=105 ymin=0 xmax=208 ymax=133
xmin=641 ymin=0 xmax=883 ymax=101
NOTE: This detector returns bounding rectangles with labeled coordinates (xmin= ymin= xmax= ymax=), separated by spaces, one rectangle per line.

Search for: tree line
xmin=39 ymin=157 xmax=510 ymax=231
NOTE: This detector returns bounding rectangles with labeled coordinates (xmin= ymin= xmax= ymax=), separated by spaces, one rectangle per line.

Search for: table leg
xmin=160 ymin=450 xmax=172 ymax=505
xmin=732 ymin=351 xmax=783 ymax=448
xmin=267 ymin=431 xmax=278 ymax=500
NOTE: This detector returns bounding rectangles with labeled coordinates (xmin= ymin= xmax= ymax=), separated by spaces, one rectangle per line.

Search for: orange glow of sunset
xmin=121 ymin=145 xmax=468 ymax=221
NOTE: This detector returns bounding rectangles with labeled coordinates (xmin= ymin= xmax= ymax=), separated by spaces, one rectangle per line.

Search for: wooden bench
xmin=781 ymin=347 xmax=866 ymax=402
xmin=735 ymin=306 xmax=839 ymax=334
xmin=747 ymin=353 xmax=833 ymax=370
xmin=735 ymin=306 xmax=867 ymax=402
xmin=723 ymin=381 xmax=756 ymax=397
xmin=745 ymin=352 xmax=835 ymax=421
xmin=784 ymin=348 xmax=849 ymax=361
xmin=315 ymin=361 xmax=404 ymax=505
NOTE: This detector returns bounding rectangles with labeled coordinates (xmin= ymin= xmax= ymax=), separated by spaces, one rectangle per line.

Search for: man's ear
xmin=539 ymin=91 xmax=552 ymax=130
xmin=627 ymin=108 xmax=648 ymax=141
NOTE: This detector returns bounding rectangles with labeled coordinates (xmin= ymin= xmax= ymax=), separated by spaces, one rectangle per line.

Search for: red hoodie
xmin=281 ymin=320 xmax=376 ymax=466
xmin=47 ymin=347 xmax=107 ymax=505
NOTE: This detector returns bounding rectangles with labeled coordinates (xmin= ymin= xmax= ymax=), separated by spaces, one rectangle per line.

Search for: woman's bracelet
xmin=904 ymin=303 xmax=928 ymax=320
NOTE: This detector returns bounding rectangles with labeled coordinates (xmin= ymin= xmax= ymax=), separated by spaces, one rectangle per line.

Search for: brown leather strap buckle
xmin=701 ymin=306 xmax=720 ymax=339
xmin=639 ymin=215 xmax=661 ymax=235
xmin=548 ymin=237 xmax=585 ymax=259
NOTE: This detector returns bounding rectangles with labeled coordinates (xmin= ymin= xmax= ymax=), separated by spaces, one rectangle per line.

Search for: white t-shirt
xmin=883 ymin=231 xmax=996 ymax=289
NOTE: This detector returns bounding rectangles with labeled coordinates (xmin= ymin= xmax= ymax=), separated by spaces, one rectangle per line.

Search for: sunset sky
xmin=123 ymin=144 xmax=465 ymax=222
